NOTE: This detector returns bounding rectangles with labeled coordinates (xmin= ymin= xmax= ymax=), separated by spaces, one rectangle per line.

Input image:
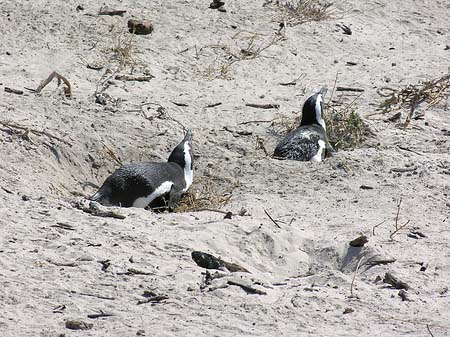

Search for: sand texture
xmin=0 ymin=0 xmax=449 ymax=336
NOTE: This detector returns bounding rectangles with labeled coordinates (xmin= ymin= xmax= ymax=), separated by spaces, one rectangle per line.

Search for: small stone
xmin=349 ymin=235 xmax=368 ymax=247
xmin=22 ymin=195 xmax=30 ymax=201
xmin=217 ymin=5 xmax=227 ymax=12
xmin=343 ymin=307 xmax=354 ymax=314
xmin=392 ymin=62 xmax=396 ymax=66
xmin=210 ymin=0 xmax=225 ymax=9
xmin=224 ymin=211 xmax=232 ymax=219
xmin=128 ymin=19 xmax=154 ymax=35
xmin=65 ymin=320 xmax=93 ymax=330
xmin=398 ymin=290 xmax=411 ymax=301
xmin=95 ymin=95 xmax=107 ymax=105
xmin=136 ymin=330 xmax=146 ymax=336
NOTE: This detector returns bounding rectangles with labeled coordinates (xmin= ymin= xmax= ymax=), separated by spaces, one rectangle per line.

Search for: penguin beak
xmin=184 ymin=129 xmax=193 ymax=145
xmin=318 ymin=86 xmax=328 ymax=97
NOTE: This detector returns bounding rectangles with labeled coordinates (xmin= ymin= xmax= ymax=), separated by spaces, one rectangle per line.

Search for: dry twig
xmin=35 ymin=71 xmax=72 ymax=97
xmin=0 ymin=120 xmax=71 ymax=145
xmin=390 ymin=198 xmax=411 ymax=239
xmin=377 ymin=73 xmax=450 ymax=125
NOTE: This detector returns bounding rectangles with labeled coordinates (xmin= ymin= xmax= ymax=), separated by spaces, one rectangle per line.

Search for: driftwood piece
xmin=35 ymin=71 xmax=72 ymax=97
xmin=87 ymin=311 xmax=114 ymax=319
xmin=264 ymin=209 xmax=282 ymax=229
xmin=245 ymin=103 xmax=280 ymax=109
xmin=336 ymin=86 xmax=364 ymax=92
xmin=365 ymin=258 xmax=396 ymax=266
xmin=115 ymin=74 xmax=154 ymax=82
xmin=0 ymin=120 xmax=71 ymax=145
xmin=73 ymin=201 xmax=126 ymax=220
xmin=51 ymin=222 xmax=75 ymax=231
xmin=227 ymin=280 xmax=267 ymax=295
xmin=137 ymin=294 xmax=169 ymax=305
xmin=191 ymin=251 xmax=249 ymax=273
xmin=205 ymin=102 xmax=222 ymax=108
xmin=65 ymin=320 xmax=93 ymax=330
xmin=383 ymin=272 xmax=409 ymax=290
xmin=349 ymin=235 xmax=368 ymax=247
xmin=4 ymin=87 xmax=23 ymax=95
xmin=117 ymin=268 xmax=155 ymax=276
xmin=98 ymin=8 xmax=127 ymax=16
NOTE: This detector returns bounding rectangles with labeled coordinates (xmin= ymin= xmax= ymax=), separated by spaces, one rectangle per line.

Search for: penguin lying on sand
xmin=90 ymin=130 xmax=193 ymax=210
xmin=274 ymin=87 xmax=334 ymax=162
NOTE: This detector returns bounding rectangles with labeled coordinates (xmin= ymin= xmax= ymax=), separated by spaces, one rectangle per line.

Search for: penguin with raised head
xmin=274 ymin=87 xmax=334 ymax=162
xmin=90 ymin=129 xmax=193 ymax=210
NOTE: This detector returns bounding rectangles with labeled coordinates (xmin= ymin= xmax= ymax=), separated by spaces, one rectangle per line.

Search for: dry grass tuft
xmin=198 ymin=32 xmax=283 ymax=80
xmin=324 ymin=101 xmax=370 ymax=149
xmin=176 ymin=176 xmax=233 ymax=213
xmin=273 ymin=0 xmax=335 ymax=26
xmin=112 ymin=32 xmax=136 ymax=69
xmin=377 ymin=72 xmax=450 ymax=126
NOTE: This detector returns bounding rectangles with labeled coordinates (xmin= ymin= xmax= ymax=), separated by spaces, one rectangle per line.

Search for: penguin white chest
xmin=132 ymin=181 xmax=174 ymax=208
xmin=310 ymin=140 xmax=326 ymax=162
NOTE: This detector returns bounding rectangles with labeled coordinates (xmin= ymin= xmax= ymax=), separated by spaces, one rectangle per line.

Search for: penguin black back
xmin=90 ymin=129 xmax=194 ymax=209
xmin=274 ymin=87 xmax=333 ymax=162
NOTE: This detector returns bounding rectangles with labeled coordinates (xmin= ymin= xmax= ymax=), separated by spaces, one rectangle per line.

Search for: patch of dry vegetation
xmin=199 ymin=32 xmax=284 ymax=80
xmin=271 ymin=0 xmax=335 ymax=26
xmin=324 ymin=101 xmax=370 ymax=149
xmin=377 ymin=72 xmax=450 ymax=126
xmin=176 ymin=176 xmax=232 ymax=212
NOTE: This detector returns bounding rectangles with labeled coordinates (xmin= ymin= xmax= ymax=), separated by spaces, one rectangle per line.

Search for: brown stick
xmin=137 ymin=295 xmax=168 ymax=305
xmin=245 ymin=103 xmax=280 ymax=109
xmin=390 ymin=167 xmax=417 ymax=173
xmin=426 ymin=324 xmax=435 ymax=337
xmin=87 ymin=312 xmax=114 ymax=319
xmin=4 ymin=87 xmax=23 ymax=95
xmin=0 ymin=120 xmax=72 ymax=145
xmin=227 ymin=280 xmax=267 ymax=295
xmin=372 ymin=219 xmax=386 ymax=236
xmin=98 ymin=8 xmax=127 ymax=16
xmin=350 ymin=256 xmax=364 ymax=297
xmin=35 ymin=71 xmax=72 ymax=97
xmin=336 ymin=86 xmax=365 ymax=92
xmin=115 ymin=74 xmax=153 ymax=82
xmin=238 ymin=120 xmax=272 ymax=125
xmin=263 ymin=209 xmax=281 ymax=229
xmin=205 ymin=102 xmax=222 ymax=108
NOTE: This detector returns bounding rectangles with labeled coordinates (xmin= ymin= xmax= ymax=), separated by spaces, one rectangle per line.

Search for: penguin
xmin=274 ymin=87 xmax=334 ymax=162
xmin=90 ymin=129 xmax=193 ymax=210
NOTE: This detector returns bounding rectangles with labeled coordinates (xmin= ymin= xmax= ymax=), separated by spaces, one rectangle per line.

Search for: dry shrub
xmin=176 ymin=176 xmax=232 ymax=213
xmin=112 ymin=32 xmax=136 ymax=69
xmin=324 ymin=102 xmax=370 ymax=149
xmin=377 ymin=72 xmax=450 ymax=125
xmin=273 ymin=0 xmax=335 ymax=26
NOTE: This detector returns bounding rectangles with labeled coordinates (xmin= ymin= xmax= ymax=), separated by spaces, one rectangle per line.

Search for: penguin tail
xmin=89 ymin=190 xmax=110 ymax=205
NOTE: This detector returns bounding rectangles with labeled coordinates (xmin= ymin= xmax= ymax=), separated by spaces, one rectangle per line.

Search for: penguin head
xmin=168 ymin=129 xmax=194 ymax=171
xmin=300 ymin=87 xmax=327 ymax=131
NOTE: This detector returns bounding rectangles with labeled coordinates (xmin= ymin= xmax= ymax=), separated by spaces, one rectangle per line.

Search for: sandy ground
xmin=0 ymin=0 xmax=449 ymax=336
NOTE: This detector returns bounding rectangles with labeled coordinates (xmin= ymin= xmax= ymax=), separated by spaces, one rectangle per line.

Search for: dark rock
xmin=128 ymin=20 xmax=154 ymax=35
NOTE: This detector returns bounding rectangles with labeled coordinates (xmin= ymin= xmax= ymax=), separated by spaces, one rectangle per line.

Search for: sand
xmin=0 ymin=0 xmax=449 ymax=336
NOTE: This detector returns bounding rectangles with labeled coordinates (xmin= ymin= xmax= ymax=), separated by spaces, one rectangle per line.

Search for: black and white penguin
xmin=274 ymin=87 xmax=334 ymax=162
xmin=90 ymin=130 xmax=193 ymax=209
